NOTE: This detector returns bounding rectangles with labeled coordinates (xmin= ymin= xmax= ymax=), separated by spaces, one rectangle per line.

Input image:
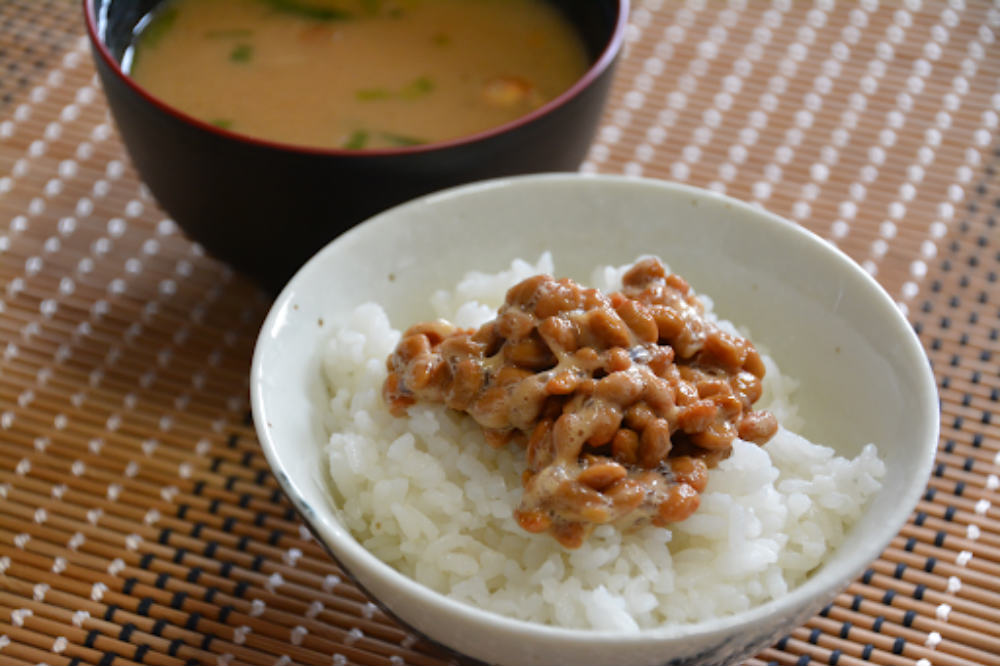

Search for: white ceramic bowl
xmin=251 ymin=174 xmax=938 ymax=666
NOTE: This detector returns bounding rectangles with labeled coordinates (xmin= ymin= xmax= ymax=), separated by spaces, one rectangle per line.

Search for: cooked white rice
xmin=321 ymin=254 xmax=885 ymax=630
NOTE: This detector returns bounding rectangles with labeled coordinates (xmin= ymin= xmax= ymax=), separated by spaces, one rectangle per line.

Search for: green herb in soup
xmin=128 ymin=0 xmax=589 ymax=149
xmin=379 ymin=131 xmax=425 ymax=146
xmin=263 ymin=0 xmax=353 ymax=21
xmin=228 ymin=43 xmax=254 ymax=62
xmin=340 ymin=129 xmax=426 ymax=149
xmin=356 ymin=75 xmax=434 ymax=102
xmin=342 ymin=129 xmax=370 ymax=149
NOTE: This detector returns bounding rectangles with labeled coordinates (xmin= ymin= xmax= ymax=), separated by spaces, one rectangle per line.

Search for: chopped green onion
xmin=342 ymin=130 xmax=369 ymax=149
xmin=229 ymin=43 xmax=254 ymax=63
xmin=356 ymin=88 xmax=392 ymax=101
xmin=379 ymin=132 xmax=424 ymax=147
xmin=400 ymin=76 xmax=434 ymax=99
xmin=211 ymin=119 xmax=234 ymax=130
xmin=261 ymin=0 xmax=352 ymax=21
xmin=431 ymin=32 xmax=451 ymax=46
xmin=358 ymin=77 xmax=434 ymax=102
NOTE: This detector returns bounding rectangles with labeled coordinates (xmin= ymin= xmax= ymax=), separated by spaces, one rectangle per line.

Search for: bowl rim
xmin=251 ymin=173 xmax=940 ymax=646
xmin=82 ymin=0 xmax=630 ymax=157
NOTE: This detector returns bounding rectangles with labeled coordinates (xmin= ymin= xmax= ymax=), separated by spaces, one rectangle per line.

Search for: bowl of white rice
xmin=250 ymin=174 xmax=939 ymax=666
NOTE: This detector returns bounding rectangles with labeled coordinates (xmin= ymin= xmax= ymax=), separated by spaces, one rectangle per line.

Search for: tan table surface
xmin=1 ymin=1 xmax=999 ymax=665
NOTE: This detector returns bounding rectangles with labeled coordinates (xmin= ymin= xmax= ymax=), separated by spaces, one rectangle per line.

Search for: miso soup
xmin=128 ymin=0 xmax=590 ymax=150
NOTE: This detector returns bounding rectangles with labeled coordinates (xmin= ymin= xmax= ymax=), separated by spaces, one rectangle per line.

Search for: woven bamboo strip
xmin=0 ymin=431 xmax=276 ymax=501
xmin=933 ymin=401 xmax=1000 ymax=429
xmin=589 ymin=108 xmax=994 ymax=187
xmin=0 ymin=336 xmax=244 ymax=392
xmin=887 ymin=536 xmax=1000 ymax=578
xmin=750 ymin=649 xmax=804 ymax=666
xmin=3 ymin=2 xmax=1000 ymax=666
xmin=1 ymin=259 xmax=254 ymax=320
xmin=790 ymin=625 xmax=981 ymax=666
xmin=0 ymin=476 xmax=338 ymax=583
xmin=0 ymin=555 xmax=438 ymax=662
xmin=0 ymin=402 xmax=267 ymax=478
xmin=0 ymin=516 xmax=389 ymax=632
xmin=876 ymin=547 xmax=1000 ymax=595
xmin=0 ymin=550 xmax=432 ymax=666
xmin=0 ymin=598 xmax=185 ymax=666
xmin=0 ymin=303 xmax=261 ymax=382
xmin=920 ymin=454 xmax=999 ymax=491
xmin=930 ymin=441 xmax=1000 ymax=468
xmin=0 ymin=455 xmax=292 ymax=536
xmin=610 ymin=120 xmax=993 ymax=193
xmin=0 ymin=322 xmax=257 ymax=393
xmin=0 ymin=238 xmax=258 ymax=314
xmin=0 ymin=362 xmax=252 ymax=438
xmin=0 ymin=585 xmax=200 ymax=666
xmin=755 ymin=640 xmax=909 ymax=666
xmin=0 ymin=539 xmax=369 ymax=640
xmin=932 ymin=347 xmax=1000 ymax=372
xmin=0 ymin=553 xmax=449 ymax=666
xmin=0 ymin=651 xmax=39 ymax=666
xmin=0 ymin=438 xmax=280 ymax=513
xmin=0 ymin=617 xmax=136 ymax=666
xmin=598 ymin=74 xmax=996 ymax=149
xmin=938 ymin=390 xmax=1000 ymax=416
xmin=911 ymin=510 xmax=999 ymax=552
xmin=0 ymin=623 xmax=80 ymax=666
xmin=821 ymin=592 xmax=1000 ymax=657
xmin=916 ymin=495 xmax=999 ymax=529
xmin=0 ymin=474 xmax=309 ymax=557
xmin=0 ymin=374 xmax=253 ymax=439
xmin=790 ymin=624 xmax=941 ymax=666
xmin=0 ymin=489 xmax=330 ymax=585
xmin=0 ymin=245 xmax=249 ymax=310
xmin=837 ymin=581 xmax=1000 ymax=638
xmin=0 ymin=380 xmax=252 ymax=451
xmin=1 ymin=588 xmax=286 ymax=666
xmin=0 ymin=449 xmax=290 ymax=523
xmin=861 ymin=560 xmax=1000 ymax=616
xmin=0 ymin=336 xmax=255 ymax=406
xmin=0 ymin=265 xmax=256 ymax=325
xmin=0 ymin=361 xmax=250 ymax=430
xmin=0 ymin=453 xmax=284 ymax=530
xmin=921 ymin=472 xmax=1000 ymax=507
xmin=808 ymin=604 xmax=998 ymax=663
xmin=842 ymin=581 xmax=1000 ymax=638
xmin=0 ymin=312 xmax=258 ymax=375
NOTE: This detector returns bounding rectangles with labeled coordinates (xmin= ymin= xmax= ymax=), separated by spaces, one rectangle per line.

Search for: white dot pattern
xmin=0 ymin=3 xmax=997 ymax=666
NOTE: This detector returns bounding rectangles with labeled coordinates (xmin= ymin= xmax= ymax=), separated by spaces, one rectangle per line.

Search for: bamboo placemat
xmin=0 ymin=1 xmax=998 ymax=665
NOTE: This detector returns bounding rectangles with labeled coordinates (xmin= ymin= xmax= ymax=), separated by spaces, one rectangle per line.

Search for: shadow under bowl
xmin=83 ymin=0 xmax=628 ymax=291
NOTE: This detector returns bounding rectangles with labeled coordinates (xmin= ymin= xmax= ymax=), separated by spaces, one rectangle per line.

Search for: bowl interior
xmin=251 ymin=174 xmax=939 ymax=665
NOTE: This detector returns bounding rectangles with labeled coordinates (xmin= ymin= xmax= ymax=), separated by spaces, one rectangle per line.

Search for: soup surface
xmin=128 ymin=0 xmax=590 ymax=149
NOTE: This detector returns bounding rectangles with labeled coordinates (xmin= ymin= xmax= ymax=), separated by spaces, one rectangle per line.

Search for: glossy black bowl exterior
xmin=84 ymin=0 xmax=628 ymax=291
